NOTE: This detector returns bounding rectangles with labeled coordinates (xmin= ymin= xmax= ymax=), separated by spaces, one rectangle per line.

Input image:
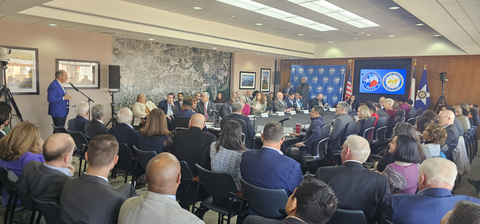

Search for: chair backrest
xmin=341 ymin=122 xmax=357 ymax=144
xmin=373 ymin=117 xmax=388 ymax=140
xmin=387 ymin=116 xmax=402 ymax=138
xmin=195 ymin=164 xmax=237 ymax=200
xmin=406 ymin=108 xmax=417 ymax=120
xmin=179 ymin=161 xmax=194 ymax=184
xmin=233 ymin=119 xmax=248 ymax=141
xmin=214 ymin=103 xmax=223 ymax=111
xmin=445 ymin=143 xmax=458 ymax=161
xmin=115 ymin=143 xmax=134 ymax=170
xmin=69 ymin=131 xmax=89 ymax=155
xmin=0 ymin=167 xmax=16 ymax=194
xmin=240 ymin=178 xmax=288 ymax=219
xmin=321 ymin=124 xmax=331 ymax=140
xmin=397 ymin=109 xmax=406 ymax=120
xmin=52 ymin=124 xmax=69 ymax=134
xmin=175 ymin=117 xmax=190 ymax=129
xmin=132 ymin=145 xmax=157 ymax=170
xmin=32 ymin=197 xmax=65 ymax=224
xmin=416 ymin=107 xmax=424 ymax=116
xmin=359 ymin=117 xmax=376 ymax=138
xmin=326 ymin=209 xmax=367 ymax=224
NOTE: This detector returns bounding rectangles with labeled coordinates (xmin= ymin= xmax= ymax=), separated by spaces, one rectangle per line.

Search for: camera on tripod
xmin=439 ymin=72 xmax=448 ymax=82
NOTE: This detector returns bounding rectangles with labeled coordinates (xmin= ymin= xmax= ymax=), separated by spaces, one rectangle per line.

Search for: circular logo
xmin=338 ymin=87 xmax=343 ymax=94
xmin=333 ymin=77 xmax=340 ymax=84
xmin=332 ymin=95 xmax=338 ymax=103
xmin=341 ymin=67 xmax=346 ymax=75
xmin=329 ymin=67 xmax=335 ymax=75
xmin=382 ymin=72 xmax=404 ymax=92
xmin=323 ymin=76 xmax=329 ymax=84
xmin=308 ymin=67 xmax=314 ymax=74
xmin=361 ymin=71 xmax=382 ymax=91
xmin=312 ymin=76 xmax=318 ymax=83
xmin=318 ymin=67 xmax=325 ymax=75
xmin=309 ymin=86 xmax=312 ymax=91
xmin=317 ymin=86 xmax=323 ymax=93
xmin=302 ymin=76 xmax=308 ymax=82
xmin=299 ymin=67 xmax=304 ymax=74
xmin=417 ymin=90 xmax=427 ymax=99
xmin=291 ymin=67 xmax=295 ymax=73
xmin=294 ymin=76 xmax=299 ymax=82
xmin=327 ymin=86 xmax=334 ymax=93
xmin=310 ymin=94 xmax=316 ymax=99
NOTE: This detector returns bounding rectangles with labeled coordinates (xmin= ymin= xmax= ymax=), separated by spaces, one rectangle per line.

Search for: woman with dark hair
xmin=210 ymin=120 xmax=248 ymax=190
xmin=422 ymin=123 xmax=447 ymax=159
xmin=422 ymin=110 xmax=438 ymax=123
xmin=469 ymin=108 xmax=479 ymax=126
xmin=346 ymin=95 xmax=360 ymax=112
xmin=214 ymin=92 xmax=225 ymax=103
xmin=415 ymin=116 xmax=432 ymax=142
xmin=383 ymin=134 xmax=421 ymax=194
xmin=138 ymin=108 xmax=172 ymax=154
xmin=248 ymin=92 xmax=267 ymax=116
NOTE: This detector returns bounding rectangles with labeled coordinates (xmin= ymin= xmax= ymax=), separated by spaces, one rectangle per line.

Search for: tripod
xmin=106 ymin=91 xmax=117 ymax=127
xmin=434 ymin=78 xmax=448 ymax=111
xmin=0 ymin=61 xmax=23 ymax=124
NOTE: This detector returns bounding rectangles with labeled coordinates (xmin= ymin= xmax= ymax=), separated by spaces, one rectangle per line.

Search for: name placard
xmin=289 ymin=111 xmax=296 ymax=115
xmin=277 ymin=112 xmax=285 ymax=116
xmin=261 ymin=113 xmax=269 ymax=118
xmin=303 ymin=110 xmax=309 ymax=114
xmin=284 ymin=127 xmax=293 ymax=134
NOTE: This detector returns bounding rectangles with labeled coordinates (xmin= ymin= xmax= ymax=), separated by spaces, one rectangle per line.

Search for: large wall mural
xmin=112 ymin=37 xmax=231 ymax=110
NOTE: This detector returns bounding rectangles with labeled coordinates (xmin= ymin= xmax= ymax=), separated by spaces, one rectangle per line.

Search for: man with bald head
xmin=119 ymin=153 xmax=204 ymax=224
xmin=383 ymin=158 xmax=480 ymax=224
xmin=438 ymin=110 xmax=459 ymax=148
xmin=17 ymin=133 xmax=75 ymax=205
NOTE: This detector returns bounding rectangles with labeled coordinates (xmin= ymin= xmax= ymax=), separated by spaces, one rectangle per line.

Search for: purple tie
xmin=204 ymin=103 xmax=209 ymax=120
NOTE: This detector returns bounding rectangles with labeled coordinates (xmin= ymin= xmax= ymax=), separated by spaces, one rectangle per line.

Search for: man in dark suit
xmin=294 ymin=106 xmax=326 ymax=155
xmin=383 ymin=158 xmax=480 ymax=224
xmin=285 ymin=93 xmax=297 ymax=110
xmin=245 ymin=91 xmax=253 ymax=103
xmin=374 ymin=103 xmax=391 ymax=126
xmin=158 ymin=93 xmax=179 ymax=125
xmin=243 ymin=178 xmax=338 ymax=224
xmin=296 ymin=78 xmax=310 ymax=108
xmin=272 ymin=92 xmax=291 ymax=113
xmin=174 ymin=92 xmax=184 ymax=112
xmin=309 ymin=93 xmax=325 ymax=109
xmin=17 ymin=133 xmax=75 ymax=205
xmin=47 ymin=70 xmax=72 ymax=127
xmin=282 ymin=82 xmax=294 ymax=100
xmin=316 ymin=135 xmax=391 ymax=224
xmin=438 ymin=110 xmax=459 ymax=147
xmin=443 ymin=106 xmax=464 ymax=136
xmin=176 ymin=100 xmax=195 ymax=118
xmin=108 ymin=108 xmax=139 ymax=151
xmin=221 ymin=101 xmax=255 ymax=149
xmin=172 ymin=113 xmax=216 ymax=176
xmin=220 ymin=98 xmax=234 ymax=118
xmin=67 ymin=101 xmax=89 ymax=133
xmin=0 ymin=102 xmax=11 ymax=139
xmin=241 ymin=121 xmax=303 ymax=196
xmin=84 ymin=104 xmax=108 ymax=137
xmin=60 ymin=135 xmax=134 ymax=224
xmin=328 ymin=101 xmax=354 ymax=153
xmin=197 ymin=92 xmax=214 ymax=120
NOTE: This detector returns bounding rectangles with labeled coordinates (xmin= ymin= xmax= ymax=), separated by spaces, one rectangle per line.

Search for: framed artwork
xmin=56 ymin=59 xmax=100 ymax=89
xmin=239 ymin=71 xmax=256 ymax=89
xmin=260 ymin=68 xmax=271 ymax=92
xmin=1 ymin=46 xmax=39 ymax=95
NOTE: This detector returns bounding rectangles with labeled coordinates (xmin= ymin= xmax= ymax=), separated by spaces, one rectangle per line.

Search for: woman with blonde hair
xmin=138 ymin=109 xmax=172 ymax=154
xmin=132 ymin=93 xmax=158 ymax=118
xmin=355 ymin=105 xmax=372 ymax=134
xmin=248 ymin=92 xmax=267 ymax=116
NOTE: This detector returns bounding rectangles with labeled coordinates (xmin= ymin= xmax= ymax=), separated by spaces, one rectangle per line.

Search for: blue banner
xmin=290 ymin=65 xmax=346 ymax=108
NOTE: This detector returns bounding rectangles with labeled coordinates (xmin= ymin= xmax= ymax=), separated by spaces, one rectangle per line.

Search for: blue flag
xmin=415 ymin=68 xmax=430 ymax=110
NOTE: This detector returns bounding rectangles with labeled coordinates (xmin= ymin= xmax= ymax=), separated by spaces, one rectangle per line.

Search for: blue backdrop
xmin=290 ymin=65 xmax=346 ymax=108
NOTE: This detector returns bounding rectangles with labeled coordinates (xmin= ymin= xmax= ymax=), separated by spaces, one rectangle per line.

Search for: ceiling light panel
xmin=216 ymin=0 xmax=337 ymax=31
xmin=288 ymin=0 xmax=380 ymax=28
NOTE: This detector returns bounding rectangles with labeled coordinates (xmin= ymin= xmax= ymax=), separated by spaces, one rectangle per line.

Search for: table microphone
xmin=69 ymin=82 xmax=80 ymax=92
xmin=279 ymin=116 xmax=292 ymax=123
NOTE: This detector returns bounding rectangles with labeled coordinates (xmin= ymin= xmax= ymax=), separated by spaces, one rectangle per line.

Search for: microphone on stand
xmin=279 ymin=116 xmax=292 ymax=126
xmin=69 ymin=82 xmax=80 ymax=92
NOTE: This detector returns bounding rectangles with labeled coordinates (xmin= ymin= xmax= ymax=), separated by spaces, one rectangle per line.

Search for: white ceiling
xmin=438 ymin=0 xmax=480 ymax=45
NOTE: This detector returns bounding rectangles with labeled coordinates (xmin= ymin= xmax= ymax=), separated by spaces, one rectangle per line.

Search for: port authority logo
xmin=294 ymin=76 xmax=298 ymax=82
xmin=318 ymin=67 xmax=325 ymax=75
xmin=323 ymin=76 xmax=329 ymax=84
xmin=341 ymin=67 xmax=345 ymax=75
xmin=312 ymin=76 xmax=318 ymax=83
xmin=299 ymin=67 xmax=304 ymax=74
xmin=291 ymin=67 xmax=295 ymax=73
xmin=338 ymin=87 xmax=343 ymax=94
xmin=327 ymin=86 xmax=334 ymax=93
xmin=329 ymin=67 xmax=335 ymax=75
xmin=361 ymin=71 xmax=381 ymax=91
xmin=332 ymin=95 xmax=338 ymax=103
xmin=333 ymin=77 xmax=340 ymax=84
xmin=382 ymin=72 xmax=404 ymax=92
xmin=308 ymin=67 xmax=314 ymax=74
xmin=309 ymin=86 xmax=312 ymax=91
xmin=316 ymin=86 xmax=323 ymax=93
xmin=311 ymin=94 xmax=316 ymax=99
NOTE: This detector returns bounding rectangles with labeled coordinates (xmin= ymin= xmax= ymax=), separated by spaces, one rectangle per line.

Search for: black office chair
xmin=340 ymin=122 xmax=357 ymax=146
xmin=31 ymin=197 xmax=65 ymax=224
xmin=326 ymin=209 xmax=367 ymax=224
xmin=416 ymin=108 xmax=424 ymax=117
xmin=132 ymin=146 xmax=157 ymax=171
xmin=240 ymin=178 xmax=288 ymax=220
xmin=444 ymin=143 xmax=458 ymax=162
xmin=0 ymin=168 xmax=25 ymax=224
xmin=176 ymin=161 xmax=199 ymax=213
xmin=372 ymin=117 xmax=388 ymax=142
xmin=397 ymin=109 xmax=406 ymax=122
xmin=69 ymin=131 xmax=89 ymax=176
xmin=195 ymin=164 xmax=244 ymax=224
xmin=387 ymin=116 xmax=402 ymax=138
xmin=233 ymin=119 xmax=248 ymax=146
xmin=174 ymin=117 xmax=190 ymax=133
xmin=52 ymin=124 xmax=69 ymax=134
xmin=406 ymin=108 xmax=417 ymax=125
xmin=359 ymin=117 xmax=376 ymax=139
xmin=111 ymin=144 xmax=137 ymax=184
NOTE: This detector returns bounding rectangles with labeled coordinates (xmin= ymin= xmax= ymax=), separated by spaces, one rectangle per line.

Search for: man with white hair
xmin=328 ymin=101 xmax=354 ymax=153
xmin=84 ymin=104 xmax=108 ymax=137
xmin=67 ymin=101 xmax=89 ymax=133
xmin=383 ymin=158 xmax=480 ymax=224
xmin=197 ymin=92 xmax=214 ymax=120
xmin=316 ymin=135 xmax=390 ymax=224
xmin=272 ymin=92 xmax=291 ymax=113
xmin=384 ymin=98 xmax=398 ymax=122
xmin=438 ymin=110 xmax=459 ymax=147
xmin=108 ymin=108 xmax=140 ymax=151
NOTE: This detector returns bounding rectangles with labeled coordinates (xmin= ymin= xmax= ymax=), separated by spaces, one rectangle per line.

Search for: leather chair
xmin=240 ymin=178 xmax=288 ymax=219
xmin=326 ymin=209 xmax=367 ymax=224
xmin=111 ymin=143 xmax=137 ymax=184
xmin=359 ymin=117 xmax=376 ymax=139
xmin=52 ymin=124 xmax=69 ymax=134
xmin=176 ymin=161 xmax=200 ymax=213
xmin=0 ymin=168 xmax=25 ymax=224
xmin=69 ymin=131 xmax=89 ymax=176
xmin=31 ymin=197 xmax=65 ymax=224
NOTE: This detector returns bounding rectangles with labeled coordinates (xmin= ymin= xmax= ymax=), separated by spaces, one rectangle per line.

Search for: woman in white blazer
xmin=132 ymin=94 xmax=158 ymax=118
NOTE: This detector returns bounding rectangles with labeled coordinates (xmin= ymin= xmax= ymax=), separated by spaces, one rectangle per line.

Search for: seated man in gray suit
xmin=17 ymin=133 xmax=75 ymax=205
xmin=329 ymin=101 xmax=354 ymax=153
xmin=272 ymin=92 xmax=291 ymax=113
xmin=220 ymin=98 xmax=234 ymax=118
xmin=119 ymin=152 xmax=204 ymax=224
xmin=60 ymin=134 xmax=133 ymax=224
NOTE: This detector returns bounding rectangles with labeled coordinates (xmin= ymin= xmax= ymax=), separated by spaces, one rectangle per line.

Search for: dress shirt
xmin=165 ymin=195 xmax=176 ymax=200
xmin=167 ymin=104 xmax=173 ymax=116
xmin=84 ymin=173 xmax=109 ymax=183
xmin=43 ymin=163 xmax=72 ymax=176
xmin=97 ymin=119 xmax=104 ymax=124
xmin=263 ymin=146 xmax=283 ymax=155
xmin=284 ymin=87 xmax=291 ymax=94
xmin=296 ymin=99 xmax=303 ymax=109
xmin=56 ymin=79 xmax=66 ymax=94
xmin=0 ymin=129 xmax=5 ymax=136
xmin=344 ymin=160 xmax=362 ymax=164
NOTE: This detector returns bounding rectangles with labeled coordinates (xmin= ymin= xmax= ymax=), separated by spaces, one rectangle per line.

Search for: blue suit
xmin=67 ymin=116 xmax=88 ymax=133
xmin=108 ymin=123 xmax=140 ymax=152
xmin=240 ymin=147 xmax=303 ymax=196
xmin=383 ymin=188 xmax=480 ymax=224
xmin=176 ymin=109 xmax=207 ymax=131
xmin=47 ymin=79 xmax=69 ymax=126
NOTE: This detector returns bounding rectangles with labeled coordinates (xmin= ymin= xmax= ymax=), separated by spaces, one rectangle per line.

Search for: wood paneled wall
xmin=280 ymin=55 xmax=480 ymax=109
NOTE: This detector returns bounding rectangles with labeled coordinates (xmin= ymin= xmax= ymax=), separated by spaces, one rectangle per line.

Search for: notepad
xmin=284 ymin=127 xmax=293 ymax=134
xmin=257 ymin=125 xmax=264 ymax=133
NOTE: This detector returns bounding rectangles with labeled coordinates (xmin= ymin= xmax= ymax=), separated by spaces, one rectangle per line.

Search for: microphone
xmin=208 ymin=108 xmax=219 ymax=114
xmin=279 ymin=116 xmax=292 ymax=123
xmin=69 ymin=82 xmax=79 ymax=92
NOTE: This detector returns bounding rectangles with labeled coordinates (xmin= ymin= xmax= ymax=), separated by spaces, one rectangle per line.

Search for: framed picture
xmin=260 ymin=68 xmax=271 ymax=92
xmin=239 ymin=71 xmax=256 ymax=89
xmin=56 ymin=59 xmax=100 ymax=89
xmin=1 ymin=46 xmax=39 ymax=95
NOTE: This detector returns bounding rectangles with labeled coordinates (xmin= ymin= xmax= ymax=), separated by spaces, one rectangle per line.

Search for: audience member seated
xmin=374 ymin=103 xmax=391 ymax=126
xmin=415 ymin=115 xmax=432 ymax=141
xmin=172 ymin=113 xmax=216 ymax=176
xmin=67 ymin=101 xmax=89 ymax=133
xmin=469 ymin=108 xmax=479 ymax=126
xmin=441 ymin=200 xmax=480 ymax=224
xmin=422 ymin=109 xmax=438 ymax=123
xmin=406 ymin=99 xmax=414 ymax=111
xmin=442 ymin=106 xmax=464 ymax=136
xmin=272 ymin=92 xmax=291 ymax=113
xmin=17 ymin=133 xmax=75 ymax=205
xmin=309 ymin=93 xmax=325 ymax=109
xmin=294 ymin=93 xmax=305 ymax=110
xmin=241 ymin=121 xmax=303 ymax=196
xmin=0 ymin=102 xmax=11 ymax=139
xmin=174 ymin=92 xmax=184 ymax=111
xmin=221 ymin=102 xmax=255 ymax=149
xmin=220 ymin=98 xmax=234 ymax=118
xmin=328 ymin=101 xmax=354 ymax=152
xmin=0 ymin=122 xmax=44 ymax=206
xmin=438 ymin=110 xmax=459 ymax=147
xmin=355 ymin=105 xmax=372 ymax=135
xmin=210 ymin=120 xmax=247 ymax=190
xmin=470 ymin=104 xmax=480 ymax=124
xmin=383 ymin=134 xmax=421 ymax=194
xmin=293 ymin=106 xmax=326 ymax=155
xmin=108 ymin=108 xmax=139 ymax=151
xmin=454 ymin=106 xmax=469 ymax=133
xmin=397 ymin=96 xmax=411 ymax=116
xmin=197 ymin=92 xmax=214 ymax=120
xmin=316 ymin=135 xmax=390 ymax=224
xmin=214 ymin=92 xmax=224 ymax=103
xmin=384 ymin=98 xmax=398 ymax=122
xmin=248 ymin=92 xmax=267 ymax=115
xmin=138 ymin=109 xmax=172 ymax=154
xmin=84 ymin=104 xmax=108 ymax=137
xmin=119 ymin=153 xmax=204 ymax=224
xmin=282 ymin=82 xmax=294 ymax=100
xmin=132 ymin=93 xmax=157 ymax=119
xmin=188 ymin=96 xmax=199 ymax=113
xmin=461 ymin=107 xmax=471 ymax=130
xmin=158 ymin=93 xmax=179 ymax=125
xmin=267 ymin=92 xmax=275 ymax=111
xmin=60 ymin=135 xmax=135 ymax=224
xmin=177 ymin=100 xmax=195 ymax=118
xmin=242 ymin=178 xmax=338 ymax=224
xmin=422 ymin=123 xmax=447 ymax=159
xmin=379 ymin=96 xmax=386 ymax=109
xmin=231 ymin=92 xmax=239 ymax=102
xmin=285 ymin=93 xmax=297 ymax=110
xmin=346 ymin=95 xmax=360 ymax=112
xmin=239 ymin=96 xmax=251 ymax=116
xmin=245 ymin=91 xmax=253 ymax=103
xmin=383 ymin=158 xmax=480 ymax=224
xmin=195 ymin=92 xmax=202 ymax=103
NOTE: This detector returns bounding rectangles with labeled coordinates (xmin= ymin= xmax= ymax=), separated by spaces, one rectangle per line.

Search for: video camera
xmin=0 ymin=47 xmax=11 ymax=62
xmin=439 ymin=72 xmax=448 ymax=82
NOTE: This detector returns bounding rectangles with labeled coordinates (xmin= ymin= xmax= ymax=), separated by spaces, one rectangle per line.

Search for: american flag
xmin=345 ymin=66 xmax=352 ymax=100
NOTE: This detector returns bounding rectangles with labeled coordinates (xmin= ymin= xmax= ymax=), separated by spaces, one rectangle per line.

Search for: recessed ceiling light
xmin=256 ymin=23 xmax=263 ymax=26
xmin=434 ymin=34 xmax=442 ymax=37
xmin=278 ymin=29 xmax=287 ymax=31
xmin=212 ymin=47 xmax=217 ymax=49
xmin=388 ymin=35 xmax=395 ymax=37
xmin=193 ymin=6 xmax=202 ymax=10
xmin=298 ymin=33 xmax=304 ymax=36
xmin=148 ymin=38 xmax=155 ymax=41
xmin=328 ymin=41 xmax=334 ymax=43
xmin=415 ymin=23 xmax=424 ymax=26
xmin=256 ymin=53 xmax=261 ymax=55
xmin=389 ymin=6 xmax=400 ymax=10
xmin=365 ymin=34 xmax=371 ymax=37
xmin=353 ymin=37 xmax=358 ymax=39
xmin=48 ymin=23 xmax=58 ymax=27
xmin=290 ymin=58 xmax=293 ymax=59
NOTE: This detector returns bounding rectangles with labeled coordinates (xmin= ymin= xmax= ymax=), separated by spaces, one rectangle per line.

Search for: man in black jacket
xmin=220 ymin=98 xmax=234 ymax=118
xmin=221 ymin=101 xmax=255 ymax=149
xmin=84 ymin=104 xmax=108 ymax=137
xmin=438 ymin=110 xmax=459 ymax=147
xmin=309 ymin=93 xmax=325 ymax=109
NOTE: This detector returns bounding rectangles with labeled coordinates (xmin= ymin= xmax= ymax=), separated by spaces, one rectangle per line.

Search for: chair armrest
xmin=363 ymin=127 xmax=375 ymax=138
